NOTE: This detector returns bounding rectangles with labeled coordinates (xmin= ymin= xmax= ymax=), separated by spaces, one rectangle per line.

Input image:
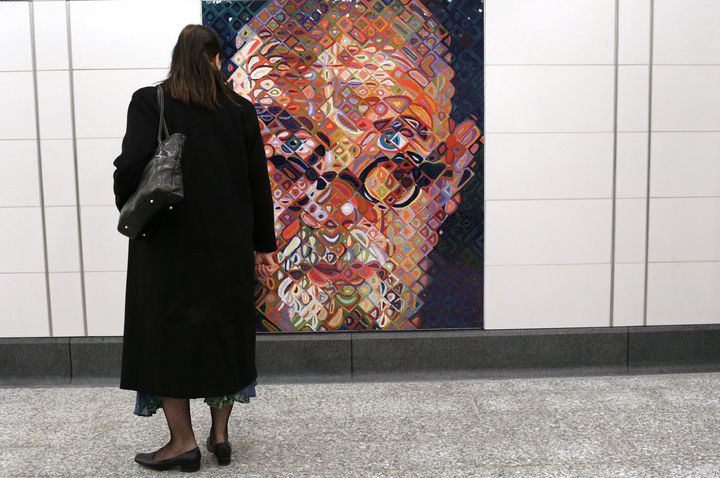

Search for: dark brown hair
xmin=161 ymin=24 xmax=236 ymax=110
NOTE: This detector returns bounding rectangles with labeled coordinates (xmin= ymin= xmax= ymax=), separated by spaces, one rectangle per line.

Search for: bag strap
xmin=156 ymin=85 xmax=170 ymax=144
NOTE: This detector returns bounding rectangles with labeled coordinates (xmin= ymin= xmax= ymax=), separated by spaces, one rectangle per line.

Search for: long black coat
xmin=113 ymin=86 xmax=277 ymax=398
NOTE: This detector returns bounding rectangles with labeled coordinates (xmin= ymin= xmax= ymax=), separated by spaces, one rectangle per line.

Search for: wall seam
xmin=28 ymin=0 xmax=54 ymax=337
xmin=642 ymin=0 xmax=655 ymax=327
xmin=68 ymin=338 xmax=73 ymax=384
xmin=626 ymin=327 xmax=630 ymax=372
xmin=609 ymin=0 xmax=620 ymax=327
xmin=65 ymin=0 xmax=90 ymax=336
xmin=482 ymin=0 xmax=487 ymax=330
xmin=349 ymin=332 xmax=354 ymax=379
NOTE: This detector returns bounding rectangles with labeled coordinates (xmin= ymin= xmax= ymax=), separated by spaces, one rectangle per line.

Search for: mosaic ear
xmin=439 ymin=118 xmax=482 ymax=214
xmin=451 ymin=118 xmax=482 ymax=158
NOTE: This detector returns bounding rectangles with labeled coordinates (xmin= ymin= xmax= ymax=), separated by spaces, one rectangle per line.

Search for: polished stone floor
xmin=0 ymin=372 xmax=719 ymax=477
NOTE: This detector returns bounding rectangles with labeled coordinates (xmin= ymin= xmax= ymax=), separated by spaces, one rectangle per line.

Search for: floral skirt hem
xmin=133 ymin=379 xmax=257 ymax=417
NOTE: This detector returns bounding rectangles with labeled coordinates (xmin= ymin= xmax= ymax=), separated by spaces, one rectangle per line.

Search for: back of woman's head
xmin=162 ymin=24 xmax=234 ymax=110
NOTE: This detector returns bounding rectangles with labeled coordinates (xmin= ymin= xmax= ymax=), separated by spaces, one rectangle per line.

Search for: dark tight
xmin=209 ymin=402 xmax=233 ymax=445
xmin=151 ymin=398 xmax=233 ymax=460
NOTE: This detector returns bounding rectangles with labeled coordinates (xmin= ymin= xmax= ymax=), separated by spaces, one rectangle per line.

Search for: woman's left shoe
xmin=134 ymin=447 xmax=201 ymax=472
xmin=206 ymin=436 xmax=232 ymax=466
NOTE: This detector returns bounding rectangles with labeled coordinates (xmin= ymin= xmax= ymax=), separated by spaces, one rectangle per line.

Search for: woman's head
xmin=163 ymin=24 xmax=233 ymax=109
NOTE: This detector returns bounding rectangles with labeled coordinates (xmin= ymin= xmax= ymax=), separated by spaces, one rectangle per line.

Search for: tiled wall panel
xmin=484 ymin=0 xmax=615 ymax=329
xmin=646 ymin=0 xmax=720 ymax=326
xmin=1 ymin=0 xmax=719 ymax=335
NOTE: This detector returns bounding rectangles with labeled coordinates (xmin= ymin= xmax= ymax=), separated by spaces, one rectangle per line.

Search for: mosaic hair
xmin=162 ymin=24 xmax=236 ymax=110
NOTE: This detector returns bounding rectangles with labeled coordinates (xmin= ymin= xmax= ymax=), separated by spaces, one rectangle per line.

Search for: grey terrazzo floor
xmin=0 ymin=372 xmax=719 ymax=477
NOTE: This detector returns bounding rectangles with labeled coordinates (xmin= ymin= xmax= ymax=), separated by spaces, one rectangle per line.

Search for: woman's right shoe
xmin=134 ymin=446 xmax=201 ymax=472
xmin=206 ymin=436 xmax=232 ymax=465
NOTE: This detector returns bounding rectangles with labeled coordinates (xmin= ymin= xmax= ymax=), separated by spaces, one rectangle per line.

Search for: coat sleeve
xmin=112 ymin=88 xmax=158 ymax=212
xmin=244 ymin=102 xmax=278 ymax=253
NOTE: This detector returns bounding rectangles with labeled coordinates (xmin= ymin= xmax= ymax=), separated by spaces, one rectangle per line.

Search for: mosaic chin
xmin=225 ymin=0 xmax=481 ymax=331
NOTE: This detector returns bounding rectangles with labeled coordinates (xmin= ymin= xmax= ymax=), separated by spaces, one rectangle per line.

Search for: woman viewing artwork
xmin=112 ymin=24 xmax=277 ymax=472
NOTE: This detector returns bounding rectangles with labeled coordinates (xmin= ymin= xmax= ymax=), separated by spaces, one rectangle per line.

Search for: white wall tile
xmin=44 ymin=206 xmax=81 ymax=273
xmin=0 ymin=72 xmax=37 ymax=140
xmin=0 ymin=2 xmax=32 ymax=72
xmin=80 ymin=206 xmax=127 ymax=272
xmin=84 ymin=271 xmax=125 ymax=336
xmin=0 ymin=273 xmax=49 ymax=337
xmin=618 ymin=0 xmax=651 ymax=65
xmin=485 ymin=66 xmax=614 ymax=133
xmin=40 ymin=139 xmax=77 ymax=207
xmin=485 ymin=133 xmax=613 ymax=200
xmin=0 ymin=208 xmax=45 ymax=273
xmin=654 ymin=0 xmax=720 ymax=65
xmin=485 ymin=199 xmax=612 ymax=265
xmin=616 ymin=132 xmax=648 ymax=198
xmin=32 ymin=1 xmax=69 ymax=70
xmin=37 ymin=70 xmax=73 ymax=139
xmin=73 ymin=69 xmax=166 ymax=138
xmin=652 ymin=66 xmax=720 ymax=132
xmin=0 ymin=140 xmax=40 ymax=207
xmin=651 ymin=132 xmax=720 ymax=197
xmin=649 ymin=197 xmax=720 ymax=262
xmin=612 ymin=262 xmax=644 ymax=326
xmin=647 ymin=262 xmax=720 ymax=325
xmin=614 ymin=198 xmax=646 ymax=263
xmin=485 ymin=0 xmax=615 ymax=65
xmin=48 ymin=272 xmax=84 ymax=337
xmin=77 ymin=138 xmax=122 ymax=206
xmin=69 ymin=0 xmax=201 ymax=70
xmin=484 ymin=264 xmax=611 ymax=329
xmin=617 ymin=65 xmax=649 ymax=132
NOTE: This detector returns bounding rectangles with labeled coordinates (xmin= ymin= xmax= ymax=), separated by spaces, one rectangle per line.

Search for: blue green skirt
xmin=133 ymin=379 xmax=257 ymax=417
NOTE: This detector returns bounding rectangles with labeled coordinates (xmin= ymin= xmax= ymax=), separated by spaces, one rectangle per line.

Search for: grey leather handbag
xmin=117 ymin=85 xmax=185 ymax=240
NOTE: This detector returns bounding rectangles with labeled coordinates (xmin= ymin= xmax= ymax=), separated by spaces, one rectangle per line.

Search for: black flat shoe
xmin=134 ymin=447 xmax=201 ymax=472
xmin=206 ymin=436 xmax=232 ymax=465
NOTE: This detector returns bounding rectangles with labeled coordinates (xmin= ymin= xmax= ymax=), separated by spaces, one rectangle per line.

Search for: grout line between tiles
xmin=487 ymin=130 xmax=720 ymax=135
xmin=486 ymin=260 xmax=720 ymax=268
xmin=28 ymin=1 xmax=54 ymax=337
xmin=609 ymin=0 xmax=620 ymax=327
xmin=642 ymin=0 xmax=655 ymax=327
xmin=487 ymin=196 xmax=720 ymax=201
xmin=65 ymin=0 xmax=89 ymax=337
xmin=484 ymin=63 xmax=720 ymax=67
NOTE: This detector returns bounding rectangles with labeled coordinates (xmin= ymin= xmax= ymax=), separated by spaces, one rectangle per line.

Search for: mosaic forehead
xmin=228 ymin=0 xmax=458 ymax=145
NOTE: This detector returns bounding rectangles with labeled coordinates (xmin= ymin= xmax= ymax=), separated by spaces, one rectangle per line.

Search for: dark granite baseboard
xmin=1 ymin=325 xmax=719 ymax=386
xmin=628 ymin=324 xmax=720 ymax=374
xmin=351 ymin=328 xmax=628 ymax=380
xmin=0 ymin=338 xmax=71 ymax=386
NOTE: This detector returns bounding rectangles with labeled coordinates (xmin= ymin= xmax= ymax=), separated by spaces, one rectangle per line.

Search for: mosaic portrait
xmin=202 ymin=0 xmax=484 ymax=331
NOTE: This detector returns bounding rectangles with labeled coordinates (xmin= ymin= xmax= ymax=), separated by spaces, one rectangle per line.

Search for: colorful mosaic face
xmin=203 ymin=0 xmax=484 ymax=331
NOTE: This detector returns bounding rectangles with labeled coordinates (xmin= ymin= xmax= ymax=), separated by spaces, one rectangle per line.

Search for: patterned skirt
xmin=133 ymin=379 xmax=258 ymax=417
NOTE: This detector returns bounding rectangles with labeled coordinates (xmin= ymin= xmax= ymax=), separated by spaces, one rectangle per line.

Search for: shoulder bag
xmin=117 ymin=85 xmax=185 ymax=239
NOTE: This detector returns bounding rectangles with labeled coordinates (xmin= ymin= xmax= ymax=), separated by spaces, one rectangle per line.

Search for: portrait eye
xmin=379 ymin=131 xmax=408 ymax=150
xmin=282 ymin=135 xmax=305 ymax=153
